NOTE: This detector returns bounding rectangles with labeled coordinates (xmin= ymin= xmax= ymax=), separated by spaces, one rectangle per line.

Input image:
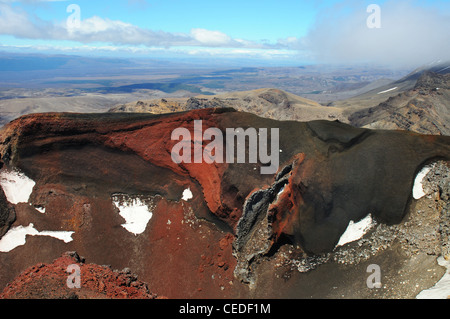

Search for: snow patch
xmin=35 ymin=207 xmax=46 ymax=214
xmin=0 ymin=169 xmax=36 ymax=204
xmin=0 ymin=223 xmax=74 ymax=253
xmin=377 ymin=87 xmax=398 ymax=94
xmin=416 ymin=256 xmax=450 ymax=299
xmin=337 ymin=214 xmax=375 ymax=247
xmin=413 ymin=165 xmax=432 ymax=200
xmin=182 ymin=188 xmax=193 ymax=201
xmin=112 ymin=196 xmax=153 ymax=235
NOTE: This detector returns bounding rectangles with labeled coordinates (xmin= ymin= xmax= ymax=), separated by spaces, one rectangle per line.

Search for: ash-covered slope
xmin=349 ymin=71 xmax=450 ymax=135
xmin=0 ymin=109 xmax=449 ymax=299
xmin=110 ymin=88 xmax=346 ymax=122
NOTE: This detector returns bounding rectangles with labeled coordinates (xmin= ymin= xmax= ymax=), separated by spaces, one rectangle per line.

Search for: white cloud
xmin=190 ymin=28 xmax=233 ymax=47
xmin=0 ymin=2 xmax=269 ymax=50
xmin=300 ymin=0 xmax=450 ymax=66
xmin=5 ymin=0 xmax=446 ymax=66
xmin=0 ymin=3 xmax=46 ymax=39
xmin=0 ymin=1 xmax=304 ymax=62
xmin=76 ymin=16 xmax=121 ymax=34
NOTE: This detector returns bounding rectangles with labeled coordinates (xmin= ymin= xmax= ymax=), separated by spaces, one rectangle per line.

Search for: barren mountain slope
xmin=110 ymin=64 xmax=450 ymax=136
xmin=349 ymin=72 xmax=450 ymax=135
xmin=110 ymin=88 xmax=348 ymax=122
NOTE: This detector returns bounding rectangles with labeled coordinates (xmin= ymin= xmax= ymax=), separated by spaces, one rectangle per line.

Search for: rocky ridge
xmin=110 ymin=71 xmax=450 ymax=137
xmin=349 ymin=72 xmax=450 ymax=135
xmin=110 ymin=88 xmax=346 ymax=123
xmin=0 ymin=251 xmax=161 ymax=299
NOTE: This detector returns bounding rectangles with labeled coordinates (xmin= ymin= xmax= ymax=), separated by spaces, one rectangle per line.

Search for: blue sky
xmin=10 ymin=0 xmax=334 ymax=41
xmin=0 ymin=0 xmax=449 ymax=66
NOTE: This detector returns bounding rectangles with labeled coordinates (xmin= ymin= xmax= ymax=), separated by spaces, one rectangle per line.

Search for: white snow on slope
xmin=377 ymin=87 xmax=398 ymax=94
xmin=35 ymin=207 xmax=46 ymax=214
xmin=0 ymin=169 xmax=35 ymax=204
xmin=416 ymin=256 xmax=450 ymax=299
xmin=0 ymin=223 xmax=74 ymax=253
xmin=182 ymin=188 xmax=193 ymax=201
xmin=413 ymin=165 xmax=432 ymax=200
xmin=337 ymin=214 xmax=375 ymax=247
xmin=112 ymin=197 xmax=153 ymax=235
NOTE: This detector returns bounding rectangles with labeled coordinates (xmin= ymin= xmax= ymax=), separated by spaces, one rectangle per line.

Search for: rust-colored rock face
xmin=0 ymin=252 xmax=160 ymax=299
xmin=0 ymin=108 xmax=449 ymax=299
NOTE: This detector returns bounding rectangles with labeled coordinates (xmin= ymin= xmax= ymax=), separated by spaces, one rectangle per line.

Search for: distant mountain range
xmin=0 ymin=52 xmax=449 ymax=135
xmin=349 ymin=70 xmax=450 ymax=135
xmin=110 ymin=88 xmax=337 ymax=122
xmin=110 ymin=60 xmax=450 ymax=136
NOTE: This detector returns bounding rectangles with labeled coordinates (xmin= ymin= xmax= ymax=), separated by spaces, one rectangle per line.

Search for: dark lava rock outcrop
xmin=0 ymin=108 xmax=449 ymax=299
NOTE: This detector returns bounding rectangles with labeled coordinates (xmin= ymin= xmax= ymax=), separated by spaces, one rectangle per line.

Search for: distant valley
xmin=110 ymin=61 xmax=450 ymax=136
xmin=1 ymin=52 xmax=449 ymax=137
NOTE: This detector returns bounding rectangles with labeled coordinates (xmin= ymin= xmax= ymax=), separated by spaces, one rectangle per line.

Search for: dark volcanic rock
xmin=414 ymin=71 xmax=450 ymax=91
xmin=0 ymin=187 xmax=15 ymax=239
xmin=0 ymin=108 xmax=449 ymax=298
